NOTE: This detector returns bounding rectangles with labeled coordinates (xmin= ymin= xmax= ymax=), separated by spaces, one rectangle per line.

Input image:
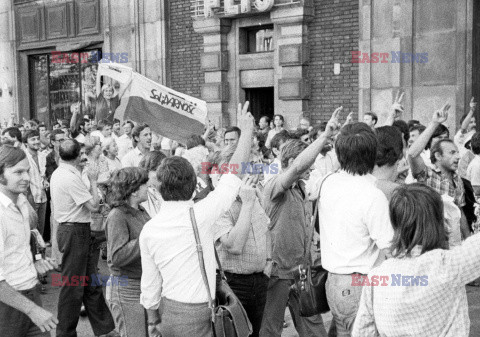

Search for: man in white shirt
xmin=0 ymin=145 xmax=58 ymax=335
xmin=121 ymin=124 xmax=152 ymax=167
xmin=23 ymin=130 xmax=48 ymax=236
xmin=90 ymin=119 xmax=113 ymax=144
xmin=112 ymin=118 xmax=121 ymax=140
xmin=140 ymin=102 xmax=254 ymax=337
xmin=319 ymin=123 xmax=394 ymax=337
xmin=117 ymin=120 xmax=134 ymax=159
xmin=50 ymin=139 xmax=115 ymax=337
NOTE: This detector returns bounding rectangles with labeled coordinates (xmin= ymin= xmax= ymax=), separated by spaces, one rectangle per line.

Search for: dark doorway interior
xmin=245 ymin=87 xmax=274 ymax=122
xmin=473 ymin=0 xmax=480 ymax=129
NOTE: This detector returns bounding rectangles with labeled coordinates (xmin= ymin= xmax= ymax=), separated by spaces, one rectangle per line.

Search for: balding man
xmin=50 ymin=139 xmax=115 ymax=337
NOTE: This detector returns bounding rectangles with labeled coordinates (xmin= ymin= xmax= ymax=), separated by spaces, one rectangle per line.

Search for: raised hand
xmin=392 ymin=90 xmax=405 ymax=113
xmin=432 ymin=102 xmax=451 ymax=124
xmin=470 ymin=97 xmax=477 ymax=111
xmin=325 ymin=106 xmax=343 ymax=137
xmin=239 ymin=175 xmax=257 ymax=203
xmin=345 ymin=112 xmax=354 ymax=125
xmin=236 ymin=101 xmax=255 ymax=133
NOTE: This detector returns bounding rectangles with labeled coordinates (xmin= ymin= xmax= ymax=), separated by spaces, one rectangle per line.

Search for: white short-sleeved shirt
xmin=50 ymin=163 xmax=93 ymax=223
xmin=466 ymin=155 xmax=480 ymax=187
xmin=0 ymin=192 xmax=38 ymax=290
xmin=319 ymin=171 xmax=394 ymax=275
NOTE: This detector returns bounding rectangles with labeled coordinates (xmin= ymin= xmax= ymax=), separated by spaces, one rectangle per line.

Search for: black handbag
xmin=293 ymin=174 xmax=332 ymax=317
xmin=189 ymin=208 xmax=253 ymax=337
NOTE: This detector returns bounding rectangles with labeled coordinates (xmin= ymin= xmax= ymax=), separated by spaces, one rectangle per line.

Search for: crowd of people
xmin=2 ymin=93 xmax=480 ymax=337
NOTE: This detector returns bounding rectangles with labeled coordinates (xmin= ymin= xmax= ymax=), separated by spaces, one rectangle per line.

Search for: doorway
xmin=244 ymin=87 xmax=274 ymax=122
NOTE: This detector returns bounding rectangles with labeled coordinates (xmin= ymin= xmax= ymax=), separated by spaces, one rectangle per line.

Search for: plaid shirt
xmin=214 ymin=197 xmax=269 ymax=274
xmin=352 ymin=234 xmax=480 ymax=337
xmin=414 ymin=165 xmax=465 ymax=207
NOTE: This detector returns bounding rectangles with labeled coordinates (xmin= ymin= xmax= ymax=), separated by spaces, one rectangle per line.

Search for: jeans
xmin=260 ymin=277 xmax=328 ymax=337
xmin=224 ymin=272 xmax=268 ymax=337
xmin=33 ymin=202 xmax=47 ymax=236
xmin=56 ymin=222 xmax=115 ymax=337
xmin=106 ymin=277 xmax=147 ymax=337
xmin=0 ymin=286 xmax=49 ymax=337
xmin=325 ymin=273 xmax=364 ymax=337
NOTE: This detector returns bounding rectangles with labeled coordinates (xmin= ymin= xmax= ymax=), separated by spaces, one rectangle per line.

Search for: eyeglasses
xmin=55 ymin=138 xmax=66 ymax=143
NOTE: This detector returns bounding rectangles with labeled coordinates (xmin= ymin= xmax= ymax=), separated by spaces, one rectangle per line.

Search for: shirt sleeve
xmin=213 ymin=210 xmax=234 ymax=242
xmin=70 ymin=176 xmax=93 ymax=206
xmin=264 ymin=176 xmax=287 ymax=202
xmin=364 ymin=191 xmax=394 ymax=250
xmin=446 ymin=232 xmax=480 ymax=285
xmin=106 ymin=209 xmax=141 ymax=268
xmin=469 ymin=161 xmax=480 ymax=186
xmin=351 ymin=284 xmax=380 ymax=337
xmin=195 ymin=174 xmax=242 ymax=229
xmin=139 ymin=231 xmax=163 ymax=310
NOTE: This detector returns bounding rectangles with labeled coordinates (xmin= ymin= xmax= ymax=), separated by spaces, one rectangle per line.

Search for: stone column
xmin=193 ymin=18 xmax=231 ymax=128
xmin=0 ymin=1 xmax=17 ymax=122
xmin=271 ymin=4 xmax=314 ymax=129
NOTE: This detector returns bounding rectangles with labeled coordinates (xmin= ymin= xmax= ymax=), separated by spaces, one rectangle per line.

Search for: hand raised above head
xmin=432 ymin=102 xmax=451 ymax=124
xmin=325 ymin=106 xmax=343 ymax=136
xmin=236 ymin=101 xmax=255 ymax=133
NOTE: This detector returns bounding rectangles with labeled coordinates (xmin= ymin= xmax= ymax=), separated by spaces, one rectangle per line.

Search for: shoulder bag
xmin=189 ymin=207 xmax=252 ymax=337
xmin=293 ymin=173 xmax=332 ymax=317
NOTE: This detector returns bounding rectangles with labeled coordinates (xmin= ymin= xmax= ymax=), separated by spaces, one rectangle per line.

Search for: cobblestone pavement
xmin=40 ymin=255 xmax=480 ymax=337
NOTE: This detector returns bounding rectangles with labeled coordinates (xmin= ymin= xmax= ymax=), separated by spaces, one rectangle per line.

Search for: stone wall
xmin=0 ymin=1 xmax=17 ymax=123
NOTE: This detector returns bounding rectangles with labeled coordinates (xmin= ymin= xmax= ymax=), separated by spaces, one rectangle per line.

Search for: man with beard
xmin=408 ymin=103 xmax=469 ymax=238
xmin=23 ymin=130 xmax=48 ymax=236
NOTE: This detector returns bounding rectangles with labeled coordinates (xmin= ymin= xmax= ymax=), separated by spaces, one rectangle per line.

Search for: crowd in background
xmin=2 ymin=93 xmax=480 ymax=337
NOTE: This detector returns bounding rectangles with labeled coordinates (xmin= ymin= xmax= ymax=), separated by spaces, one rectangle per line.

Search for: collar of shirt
xmin=159 ymin=200 xmax=194 ymax=213
xmin=432 ymin=165 xmax=459 ymax=180
xmin=0 ymin=191 xmax=28 ymax=212
xmin=134 ymin=147 xmax=143 ymax=156
xmin=58 ymin=162 xmax=82 ymax=178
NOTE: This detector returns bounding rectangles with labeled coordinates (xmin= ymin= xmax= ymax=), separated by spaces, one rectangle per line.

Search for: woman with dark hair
xmin=353 ymin=183 xmax=480 ymax=337
xmin=139 ymin=151 xmax=166 ymax=217
xmin=265 ymin=114 xmax=285 ymax=149
xmin=105 ymin=167 xmax=150 ymax=337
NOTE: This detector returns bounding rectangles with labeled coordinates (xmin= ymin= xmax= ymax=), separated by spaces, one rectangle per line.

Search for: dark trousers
xmin=224 ymin=271 xmax=268 ymax=337
xmin=260 ymin=277 xmax=327 ymax=337
xmin=56 ymin=223 xmax=115 ymax=337
xmin=0 ymin=286 xmax=49 ymax=337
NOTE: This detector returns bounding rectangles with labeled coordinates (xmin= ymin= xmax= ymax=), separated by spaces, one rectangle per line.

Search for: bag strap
xmin=189 ymin=207 xmax=216 ymax=323
xmin=303 ymin=172 xmax=334 ymax=267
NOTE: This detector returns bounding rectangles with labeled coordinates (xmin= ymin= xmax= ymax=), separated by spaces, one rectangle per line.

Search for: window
xmin=240 ymin=25 xmax=274 ymax=54
xmin=29 ymin=50 xmax=100 ymax=126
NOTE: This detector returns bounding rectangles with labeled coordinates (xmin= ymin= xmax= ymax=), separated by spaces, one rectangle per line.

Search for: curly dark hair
xmin=108 ymin=167 xmax=149 ymax=207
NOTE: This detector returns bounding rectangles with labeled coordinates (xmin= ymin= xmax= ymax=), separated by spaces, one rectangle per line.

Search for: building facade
xmin=0 ymin=0 xmax=477 ymax=132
